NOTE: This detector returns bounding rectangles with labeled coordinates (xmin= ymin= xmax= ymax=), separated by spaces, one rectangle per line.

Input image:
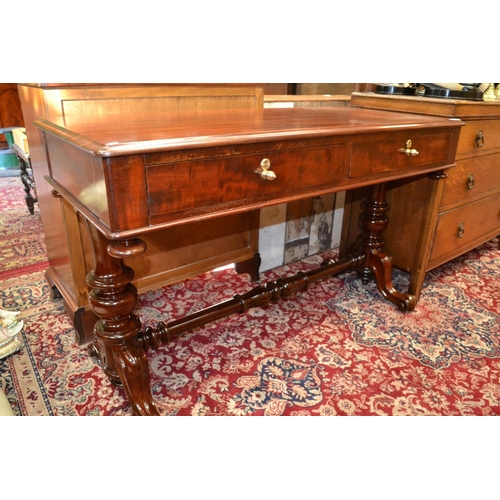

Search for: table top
xmin=35 ymin=106 xmax=463 ymax=157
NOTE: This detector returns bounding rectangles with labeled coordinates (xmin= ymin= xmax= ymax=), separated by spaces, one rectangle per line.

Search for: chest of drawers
xmin=347 ymin=92 xmax=500 ymax=300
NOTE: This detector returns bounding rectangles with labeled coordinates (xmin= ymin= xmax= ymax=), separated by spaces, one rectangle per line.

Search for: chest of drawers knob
xmin=466 ymin=173 xmax=475 ymax=190
xmin=476 ymin=129 xmax=485 ymax=148
xmin=457 ymin=221 xmax=465 ymax=238
xmin=256 ymin=158 xmax=277 ymax=181
xmin=398 ymin=139 xmax=419 ymax=157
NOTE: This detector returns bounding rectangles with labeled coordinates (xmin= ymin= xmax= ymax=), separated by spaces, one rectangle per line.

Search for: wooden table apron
xmin=34 ymin=107 xmax=463 ymax=415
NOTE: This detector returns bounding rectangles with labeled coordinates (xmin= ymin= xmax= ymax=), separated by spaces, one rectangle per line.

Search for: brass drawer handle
xmin=466 ymin=173 xmax=475 ymax=190
xmin=256 ymin=158 xmax=276 ymax=181
xmin=457 ymin=222 xmax=465 ymax=238
xmin=476 ymin=130 xmax=485 ymax=148
xmin=398 ymin=139 xmax=419 ymax=157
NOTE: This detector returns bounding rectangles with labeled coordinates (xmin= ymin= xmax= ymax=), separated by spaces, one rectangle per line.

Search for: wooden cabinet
xmin=344 ymin=92 xmax=500 ymax=301
xmin=0 ymin=84 xmax=24 ymax=149
xmin=17 ymin=84 xmax=264 ymax=344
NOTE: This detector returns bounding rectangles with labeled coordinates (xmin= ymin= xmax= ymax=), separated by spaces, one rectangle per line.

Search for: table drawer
xmin=457 ymin=119 xmax=500 ymax=156
xmin=429 ymin=192 xmax=500 ymax=267
xmin=147 ymin=144 xmax=348 ymax=220
xmin=440 ymin=153 xmax=500 ymax=208
xmin=350 ymin=131 xmax=454 ymax=178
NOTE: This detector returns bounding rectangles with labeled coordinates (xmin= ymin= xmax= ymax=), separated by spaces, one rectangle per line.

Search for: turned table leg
xmin=355 ymin=182 xmax=416 ymax=311
xmin=19 ymin=156 xmax=37 ymax=215
xmin=84 ymin=222 xmax=159 ymax=416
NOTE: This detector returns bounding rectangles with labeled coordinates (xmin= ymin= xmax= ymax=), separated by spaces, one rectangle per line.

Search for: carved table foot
xmin=234 ymin=252 xmax=261 ymax=282
xmin=85 ymin=222 xmax=159 ymax=416
xmin=364 ymin=250 xmax=416 ymax=311
xmin=354 ymin=182 xmax=417 ymax=311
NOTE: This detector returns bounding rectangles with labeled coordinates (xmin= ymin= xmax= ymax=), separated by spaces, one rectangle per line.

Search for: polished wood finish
xmin=347 ymin=92 xmax=500 ymax=300
xmin=294 ymin=83 xmax=360 ymax=95
xmin=264 ymin=95 xmax=351 ymax=107
xmin=17 ymin=84 xmax=264 ymax=344
xmin=350 ymin=91 xmax=500 ymax=118
xmin=261 ymin=83 xmax=294 ymax=94
xmin=36 ymin=106 xmax=462 ymax=415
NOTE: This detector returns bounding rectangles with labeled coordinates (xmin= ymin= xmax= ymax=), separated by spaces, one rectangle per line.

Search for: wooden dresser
xmin=345 ymin=92 xmax=500 ymax=300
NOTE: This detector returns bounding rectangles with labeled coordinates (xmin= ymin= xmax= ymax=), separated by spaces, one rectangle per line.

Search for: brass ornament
xmin=398 ymin=139 xmax=419 ymax=157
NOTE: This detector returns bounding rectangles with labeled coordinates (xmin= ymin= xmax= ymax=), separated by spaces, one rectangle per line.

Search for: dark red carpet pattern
xmin=0 ymin=177 xmax=48 ymax=276
xmin=1 ymin=177 xmax=500 ymax=415
xmin=138 ymin=244 xmax=500 ymax=416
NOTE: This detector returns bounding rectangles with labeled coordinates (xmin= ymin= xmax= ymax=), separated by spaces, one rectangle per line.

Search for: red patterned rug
xmin=1 ymin=175 xmax=500 ymax=416
xmin=0 ymin=177 xmax=48 ymax=278
xmin=1 ymin=238 xmax=499 ymax=416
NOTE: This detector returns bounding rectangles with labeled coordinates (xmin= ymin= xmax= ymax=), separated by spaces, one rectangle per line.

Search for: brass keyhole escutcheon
xmin=476 ymin=130 xmax=485 ymax=148
xmin=257 ymin=158 xmax=276 ymax=181
xmin=457 ymin=222 xmax=465 ymax=238
xmin=398 ymin=139 xmax=419 ymax=157
xmin=466 ymin=173 xmax=475 ymax=190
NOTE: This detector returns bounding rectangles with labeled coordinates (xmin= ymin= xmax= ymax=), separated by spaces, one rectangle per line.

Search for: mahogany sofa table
xmin=35 ymin=107 xmax=462 ymax=415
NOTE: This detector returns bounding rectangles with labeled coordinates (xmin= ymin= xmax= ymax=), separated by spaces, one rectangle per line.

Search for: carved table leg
xmin=355 ymin=183 xmax=416 ymax=311
xmin=84 ymin=222 xmax=159 ymax=416
xmin=19 ymin=157 xmax=37 ymax=215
